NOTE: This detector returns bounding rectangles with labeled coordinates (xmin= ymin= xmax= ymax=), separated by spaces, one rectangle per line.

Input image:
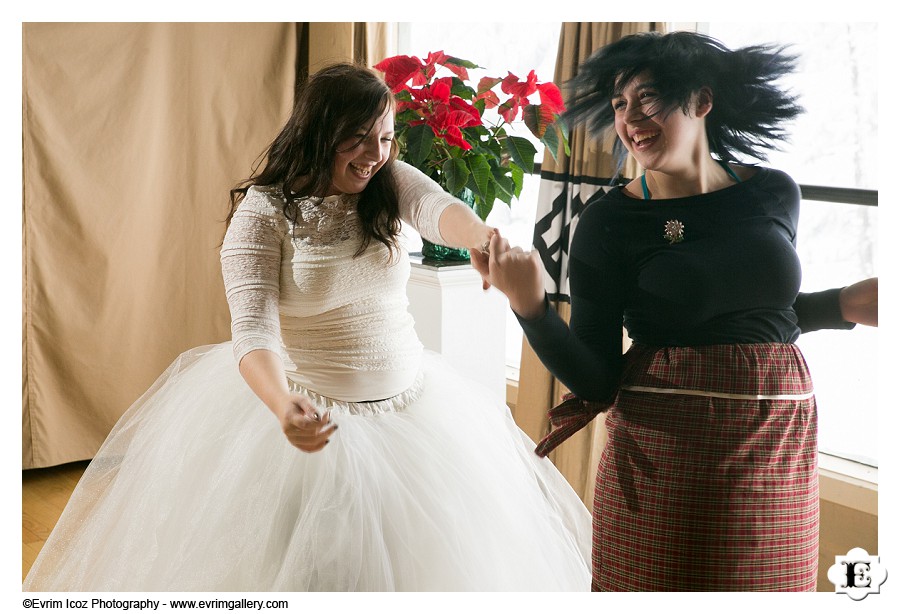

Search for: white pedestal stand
xmin=406 ymin=253 xmax=508 ymax=403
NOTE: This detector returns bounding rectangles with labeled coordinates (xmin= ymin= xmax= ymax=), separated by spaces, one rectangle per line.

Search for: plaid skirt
xmin=593 ymin=343 xmax=818 ymax=591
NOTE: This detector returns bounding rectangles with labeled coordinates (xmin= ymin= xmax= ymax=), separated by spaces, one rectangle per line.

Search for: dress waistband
xmin=620 ymin=384 xmax=815 ymax=401
xmin=287 ymin=369 xmax=425 ymax=416
xmin=535 ymin=342 xmax=814 ymax=458
xmin=621 ymin=342 xmax=814 ymax=397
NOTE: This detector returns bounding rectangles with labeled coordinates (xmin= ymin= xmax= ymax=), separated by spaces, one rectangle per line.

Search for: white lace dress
xmin=23 ymin=162 xmax=591 ymax=592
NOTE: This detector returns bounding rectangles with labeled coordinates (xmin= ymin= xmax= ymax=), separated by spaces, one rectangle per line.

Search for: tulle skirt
xmin=23 ymin=343 xmax=591 ymax=592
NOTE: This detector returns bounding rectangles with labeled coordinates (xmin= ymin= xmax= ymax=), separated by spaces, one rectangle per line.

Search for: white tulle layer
xmin=24 ymin=344 xmax=591 ymax=592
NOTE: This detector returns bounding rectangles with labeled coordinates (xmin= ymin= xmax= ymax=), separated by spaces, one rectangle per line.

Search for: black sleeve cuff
xmin=794 ymin=287 xmax=857 ymax=334
xmin=513 ymin=295 xmax=551 ymax=327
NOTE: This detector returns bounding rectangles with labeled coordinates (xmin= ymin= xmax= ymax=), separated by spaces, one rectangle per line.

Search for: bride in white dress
xmin=23 ymin=63 xmax=591 ymax=592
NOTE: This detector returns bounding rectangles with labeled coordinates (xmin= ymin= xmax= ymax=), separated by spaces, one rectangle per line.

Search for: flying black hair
xmin=562 ymin=31 xmax=803 ymax=163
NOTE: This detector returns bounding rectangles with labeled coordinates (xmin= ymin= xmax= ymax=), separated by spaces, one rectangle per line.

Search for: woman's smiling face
xmin=611 ymin=72 xmax=710 ymax=175
xmin=327 ymin=110 xmax=395 ymax=197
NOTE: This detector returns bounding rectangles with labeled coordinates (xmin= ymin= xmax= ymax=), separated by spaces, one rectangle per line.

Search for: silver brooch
xmin=664 ymin=219 xmax=685 ymax=244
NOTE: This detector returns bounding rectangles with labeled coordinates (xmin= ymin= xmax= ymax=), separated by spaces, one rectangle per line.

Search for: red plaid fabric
xmin=535 ymin=394 xmax=609 ymax=458
xmin=582 ymin=343 xmax=818 ymax=591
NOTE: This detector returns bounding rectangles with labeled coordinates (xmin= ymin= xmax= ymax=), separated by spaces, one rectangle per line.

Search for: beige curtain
xmin=305 ymin=22 xmax=397 ymax=76
xmin=23 ymin=22 xmax=399 ymax=469
xmin=514 ymin=22 xmax=665 ymax=506
xmin=22 ymin=23 xmax=300 ymax=469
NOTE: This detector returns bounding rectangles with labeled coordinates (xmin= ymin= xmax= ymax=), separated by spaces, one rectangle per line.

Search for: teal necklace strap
xmin=718 ymin=160 xmax=742 ymax=183
xmin=641 ymin=160 xmax=741 ymax=201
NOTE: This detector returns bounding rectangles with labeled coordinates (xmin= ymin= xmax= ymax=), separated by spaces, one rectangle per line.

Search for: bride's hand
xmin=485 ymin=233 xmax=546 ymax=320
xmin=469 ymin=228 xmax=498 ymax=290
xmin=273 ymin=393 xmax=336 ymax=453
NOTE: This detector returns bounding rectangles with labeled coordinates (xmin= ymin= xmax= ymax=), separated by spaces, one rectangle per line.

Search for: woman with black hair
xmin=23 ymin=63 xmax=591 ymax=592
xmin=473 ymin=31 xmax=877 ymax=591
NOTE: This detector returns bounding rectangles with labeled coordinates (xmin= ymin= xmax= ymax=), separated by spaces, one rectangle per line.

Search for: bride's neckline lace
xmin=251 ymin=185 xmax=363 ymax=249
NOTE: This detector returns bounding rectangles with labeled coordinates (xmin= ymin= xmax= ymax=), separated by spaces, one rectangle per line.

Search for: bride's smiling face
xmin=327 ymin=110 xmax=395 ymax=197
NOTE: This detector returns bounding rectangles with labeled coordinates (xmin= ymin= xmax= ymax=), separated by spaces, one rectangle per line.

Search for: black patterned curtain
xmin=513 ymin=22 xmax=665 ymax=505
xmin=533 ymin=22 xmax=664 ymax=302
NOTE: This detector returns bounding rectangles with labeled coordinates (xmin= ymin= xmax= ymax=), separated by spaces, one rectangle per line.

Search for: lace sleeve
xmin=220 ymin=187 xmax=288 ymax=364
xmin=391 ymin=160 xmax=459 ymax=244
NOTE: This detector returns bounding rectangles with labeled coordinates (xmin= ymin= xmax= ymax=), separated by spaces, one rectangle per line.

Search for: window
xmin=397 ymin=22 xmax=561 ymax=377
xmin=702 ymin=23 xmax=878 ymax=466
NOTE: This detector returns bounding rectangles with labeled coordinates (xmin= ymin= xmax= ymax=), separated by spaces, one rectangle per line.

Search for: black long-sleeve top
xmin=519 ymin=167 xmax=854 ymax=402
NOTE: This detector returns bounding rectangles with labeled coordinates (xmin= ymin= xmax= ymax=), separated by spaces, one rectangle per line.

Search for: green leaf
xmin=445 ymin=56 xmax=480 ymax=69
xmin=396 ymin=109 xmax=421 ymax=124
xmin=550 ymin=120 xmax=571 ymax=157
xmin=522 ymin=104 xmax=539 ymax=137
xmin=485 ymin=137 xmax=504 ymax=161
xmin=505 ymin=136 xmax=537 ymax=174
xmin=542 ymin=127 xmax=560 ymax=163
xmin=522 ymin=104 xmax=557 ymax=139
xmin=476 ymin=76 xmax=503 ymax=96
xmin=474 ymin=184 xmax=495 ymax=220
xmin=466 ymin=154 xmax=492 ymax=202
xmin=450 ymin=80 xmax=476 ymax=100
xmin=492 ymin=172 xmax=515 ymax=205
xmin=442 ymin=158 xmax=469 ymax=195
xmin=404 ymin=124 xmax=434 ymax=168
xmin=465 ymin=124 xmax=490 ymax=138
xmin=510 ymin=163 xmax=524 ymax=198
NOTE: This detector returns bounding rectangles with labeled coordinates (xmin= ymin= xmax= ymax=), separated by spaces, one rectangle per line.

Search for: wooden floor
xmin=22 ymin=461 xmax=89 ymax=581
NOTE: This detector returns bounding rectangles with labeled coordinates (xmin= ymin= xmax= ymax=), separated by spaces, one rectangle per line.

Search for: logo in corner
xmin=827 ymin=547 xmax=887 ymax=600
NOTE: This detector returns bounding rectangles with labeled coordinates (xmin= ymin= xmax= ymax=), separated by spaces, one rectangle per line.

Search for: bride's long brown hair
xmin=228 ymin=63 xmax=402 ymax=257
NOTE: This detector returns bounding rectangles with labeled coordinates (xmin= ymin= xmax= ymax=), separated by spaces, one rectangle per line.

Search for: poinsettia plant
xmin=374 ymin=51 xmax=569 ymax=221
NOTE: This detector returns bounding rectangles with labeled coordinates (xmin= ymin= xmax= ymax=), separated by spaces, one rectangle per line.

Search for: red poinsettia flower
xmin=417 ymin=51 xmax=470 ymax=84
xmin=522 ymin=102 xmax=557 ymax=138
xmin=374 ymin=55 xmax=423 ymax=92
xmin=422 ymin=77 xmax=454 ymax=104
xmin=496 ymin=71 xmax=545 ymax=122
xmin=536 ymin=82 xmax=565 ymax=114
xmin=501 ymin=70 xmax=538 ymax=100
xmin=475 ymin=76 xmax=502 ymax=109
xmin=398 ymin=78 xmax=452 ymax=117
xmin=426 ymin=96 xmax=482 ymax=150
xmin=476 ymin=76 xmax=502 ymax=95
xmin=447 ymin=96 xmax=482 ymax=125
xmin=413 ymin=52 xmax=440 ymax=85
xmin=396 ymin=98 xmax=424 ymax=114
xmin=432 ymin=52 xmax=470 ymax=80
xmin=374 ymin=51 xmax=471 ymax=93
xmin=497 ymin=97 xmax=522 ymax=123
xmin=375 ymin=50 xmax=569 ymax=227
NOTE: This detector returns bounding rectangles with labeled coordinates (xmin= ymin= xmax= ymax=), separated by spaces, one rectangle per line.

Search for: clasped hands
xmin=470 ymin=230 xmax=546 ymax=320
